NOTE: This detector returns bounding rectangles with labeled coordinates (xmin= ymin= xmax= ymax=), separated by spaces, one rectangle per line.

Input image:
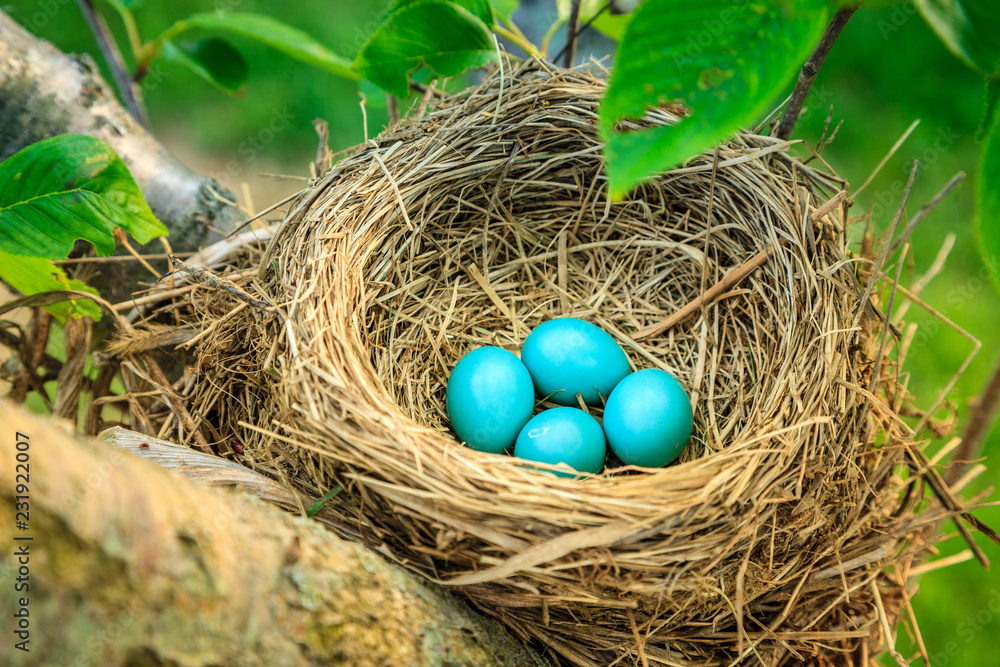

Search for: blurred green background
xmin=3 ymin=0 xmax=998 ymax=663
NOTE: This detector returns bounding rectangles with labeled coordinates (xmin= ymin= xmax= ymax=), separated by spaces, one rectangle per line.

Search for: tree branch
xmin=0 ymin=10 xmax=241 ymax=249
xmin=74 ymin=0 xmax=148 ymax=128
xmin=553 ymin=0 xmax=615 ymax=67
xmin=563 ymin=0 xmax=582 ymax=68
xmin=0 ymin=400 xmax=550 ymax=666
xmin=775 ymin=5 xmax=859 ymax=141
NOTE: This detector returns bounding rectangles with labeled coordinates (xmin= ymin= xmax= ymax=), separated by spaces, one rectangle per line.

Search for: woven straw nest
xmin=134 ymin=59 xmax=940 ymax=665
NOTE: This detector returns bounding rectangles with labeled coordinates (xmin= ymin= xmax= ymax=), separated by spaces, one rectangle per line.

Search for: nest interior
xmin=150 ymin=60 xmax=931 ymax=666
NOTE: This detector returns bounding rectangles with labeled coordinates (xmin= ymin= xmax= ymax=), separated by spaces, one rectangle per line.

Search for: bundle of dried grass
xmin=117 ymin=59 xmax=961 ymax=665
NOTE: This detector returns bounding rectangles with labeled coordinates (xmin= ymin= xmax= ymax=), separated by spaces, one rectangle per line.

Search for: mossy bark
xmin=0 ymin=400 xmax=548 ymax=666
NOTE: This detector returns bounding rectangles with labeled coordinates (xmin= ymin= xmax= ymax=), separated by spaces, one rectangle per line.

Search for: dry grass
xmin=99 ymin=58 xmax=968 ymax=665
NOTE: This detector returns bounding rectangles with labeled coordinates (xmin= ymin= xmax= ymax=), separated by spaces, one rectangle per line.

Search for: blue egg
xmin=446 ymin=347 xmax=535 ymax=454
xmin=602 ymin=369 xmax=693 ymax=467
xmin=521 ymin=318 xmax=631 ymax=406
xmin=514 ymin=407 xmax=607 ymax=477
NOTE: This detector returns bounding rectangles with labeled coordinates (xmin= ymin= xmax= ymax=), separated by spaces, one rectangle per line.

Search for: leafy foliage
xmin=0 ymin=135 xmax=166 ymax=258
xmin=599 ymin=0 xmax=828 ymax=198
xmin=915 ymin=0 xmax=1000 ymax=77
xmin=165 ymin=12 xmax=358 ymax=80
xmin=0 ymin=253 xmax=102 ymax=322
xmin=0 ymin=135 xmax=165 ymax=320
xmin=162 ymin=38 xmax=249 ymax=92
xmin=489 ymin=0 xmax=520 ymax=21
xmin=389 ymin=0 xmax=494 ymax=25
xmin=355 ymin=1 xmax=495 ymax=97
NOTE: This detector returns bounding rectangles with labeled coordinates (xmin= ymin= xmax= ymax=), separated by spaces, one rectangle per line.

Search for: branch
xmin=774 ymin=5 xmax=859 ymax=141
xmin=563 ymin=0 xmax=582 ymax=68
xmin=0 ymin=400 xmax=550 ymax=666
xmin=553 ymin=0 xmax=614 ymax=67
xmin=74 ymin=0 xmax=148 ymax=128
xmin=946 ymin=354 xmax=1000 ymax=487
xmin=0 ymin=10 xmax=241 ymax=249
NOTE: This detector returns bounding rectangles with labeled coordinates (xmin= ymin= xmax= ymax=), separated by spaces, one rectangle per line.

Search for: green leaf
xmin=914 ymin=0 xmax=1000 ymax=77
xmin=354 ymin=1 xmax=495 ymax=98
xmin=0 ymin=250 xmax=102 ymax=322
xmin=171 ymin=12 xmax=358 ymax=80
xmin=978 ymin=76 xmax=999 ymax=141
xmin=162 ymin=38 xmax=249 ymax=93
xmin=489 ymin=0 xmax=520 ymax=21
xmin=977 ymin=105 xmax=1000 ymax=293
xmin=599 ymin=0 xmax=829 ymax=199
xmin=390 ymin=0 xmax=494 ymax=25
xmin=0 ymin=134 xmax=167 ymax=258
xmin=306 ymin=485 xmax=343 ymax=517
xmin=592 ymin=12 xmax=632 ymax=42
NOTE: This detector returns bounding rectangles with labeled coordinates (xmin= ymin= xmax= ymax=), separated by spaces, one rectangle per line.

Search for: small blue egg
xmin=602 ymin=369 xmax=693 ymax=468
xmin=514 ymin=407 xmax=607 ymax=477
xmin=521 ymin=318 xmax=631 ymax=406
xmin=446 ymin=347 xmax=535 ymax=454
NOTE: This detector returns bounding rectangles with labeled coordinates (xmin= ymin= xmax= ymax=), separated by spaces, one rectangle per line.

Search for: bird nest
xmin=117 ymin=59 xmax=951 ymax=665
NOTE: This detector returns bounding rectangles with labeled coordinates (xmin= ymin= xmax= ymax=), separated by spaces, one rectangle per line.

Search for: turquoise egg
xmin=521 ymin=318 xmax=631 ymax=406
xmin=602 ymin=369 xmax=693 ymax=467
xmin=446 ymin=347 xmax=535 ymax=454
xmin=514 ymin=407 xmax=607 ymax=477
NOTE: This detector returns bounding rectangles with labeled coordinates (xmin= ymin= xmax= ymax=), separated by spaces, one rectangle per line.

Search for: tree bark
xmin=0 ymin=400 xmax=548 ymax=666
xmin=0 ymin=10 xmax=242 ymax=249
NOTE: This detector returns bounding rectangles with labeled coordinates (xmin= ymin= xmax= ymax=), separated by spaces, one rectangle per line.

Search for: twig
xmin=113 ymin=228 xmax=159 ymax=278
xmin=167 ymin=255 xmax=273 ymax=312
xmin=775 ymin=5 xmax=859 ymax=140
xmin=553 ymin=0 xmax=615 ymax=66
xmin=386 ymin=94 xmax=399 ymax=125
xmin=946 ymin=355 xmax=1000 ymax=486
xmin=563 ymin=0 xmax=582 ymax=68
xmin=887 ymin=172 xmax=965 ymax=255
xmin=53 ymin=252 xmax=195 ymax=265
xmin=75 ymin=0 xmax=148 ymax=128
xmin=224 ymin=189 xmax=304 ymax=239
xmin=633 ymin=246 xmax=774 ymax=339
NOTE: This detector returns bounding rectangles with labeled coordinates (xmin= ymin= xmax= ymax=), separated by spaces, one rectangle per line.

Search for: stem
xmin=104 ymin=0 xmax=142 ymax=58
xmin=774 ymin=5 xmax=859 ymax=141
xmin=563 ymin=0 xmax=582 ymax=68
xmin=946 ymin=354 xmax=1000 ymax=487
xmin=76 ymin=0 xmax=149 ymax=130
xmin=494 ymin=24 xmax=542 ymax=59
xmin=75 ymin=0 xmax=149 ymax=128
xmin=552 ymin=0 xmax=615 ymax=66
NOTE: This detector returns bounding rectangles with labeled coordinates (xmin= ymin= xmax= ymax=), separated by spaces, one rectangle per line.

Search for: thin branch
xmin=166 ymin=255 xmax=274 ymax=313
xmin=75 ymin=0 xmax=148 ymax=128
xmin=553 ymin=0 xmax=615 ymax=66
xmin=946 ymin=355 xmax=1000 ymax=486
xmin=563 ymin=0 xmax=582 ymax=68
xmin=775 ymin=5 xmax=859 ymax=140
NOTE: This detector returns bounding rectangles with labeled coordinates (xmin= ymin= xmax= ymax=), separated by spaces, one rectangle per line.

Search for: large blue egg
xmin=602 ymin=369 xmax=693 ymax=467
xmin=521 ymin=318 xmax=631 ymax=406
xmin=514 ymin=407 xmax=607 ymax=477
xmin=446 ymin=347 xmax=535 ymax=454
